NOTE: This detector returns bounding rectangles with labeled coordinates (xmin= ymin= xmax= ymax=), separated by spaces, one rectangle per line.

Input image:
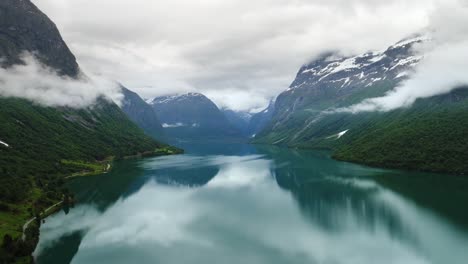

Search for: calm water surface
xmin=35 ymin=144 xmax=468 ymax=264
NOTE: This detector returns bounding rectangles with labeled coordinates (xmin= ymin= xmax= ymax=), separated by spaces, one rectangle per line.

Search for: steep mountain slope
xmin=121 ymin=86 xmax=165 ymax=140
xmin=0 ymin=1 xmax=175 ymax=261
xmin=332 ymin=88 xmax=468 ymax=174
xmin=254 ymin=36 xmax=468 ymax=174
xmin=255 ymin=35 xmax=427 ymax=145
xmin=222 ymin=109 xmax=252 ymax=137
xmin=0 ymin=0 xmax=79 ymax=77
xmin=247 ymin=100 xmax=275 ymax=137
xmin=149 ymin=93 xmax=244 ymax=142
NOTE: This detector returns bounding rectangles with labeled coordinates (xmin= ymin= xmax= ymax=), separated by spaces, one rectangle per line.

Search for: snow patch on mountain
xmin=396 ymin=71 xmax=409 ymax=79
xmin=150 ymin=93 xmax=206 ymax=105
xmin=288 ymin=35 xmax=429 ymax=94
xmin=368 ymin=53 xmax=387 ymax=63
xmin=0 ymin=140 xmax=9 ymax=147
xmin=326 ymin=130 xmax=349 ymax=140
xmin=390 ymin=35 xmax=431 ymax=49
xmin=162 ymin=123 xmax=185 ymax=128
xmin=337 ymin=130 xmax=349 ymax=138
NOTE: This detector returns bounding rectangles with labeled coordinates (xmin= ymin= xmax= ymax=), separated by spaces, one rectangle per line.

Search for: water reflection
xmin=35 ymin=145 xmax=468 ymax=264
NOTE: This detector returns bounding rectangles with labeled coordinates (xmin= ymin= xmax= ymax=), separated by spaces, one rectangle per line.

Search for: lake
xmin=34 ymin=143 xmax=468 ymax=264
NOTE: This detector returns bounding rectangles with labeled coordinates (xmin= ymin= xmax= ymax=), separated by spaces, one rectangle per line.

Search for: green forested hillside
xmin=0 ymin=97 xmax=167 ymax=202
xmin=333 ymin=89 xmax=468 ymax=174
xmin=256 ymin=88 xmax=468 ymax=175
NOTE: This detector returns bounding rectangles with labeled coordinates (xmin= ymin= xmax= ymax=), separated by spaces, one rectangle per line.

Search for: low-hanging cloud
xmin=0 ymin=53 xmax=123 ymax=108
xmin=32 ymin=0 xmax=440 ymax=111
xmin=339 ymin=0 xmax=468 ymax=113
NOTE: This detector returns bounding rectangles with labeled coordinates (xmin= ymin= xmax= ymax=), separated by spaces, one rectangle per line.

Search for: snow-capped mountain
xmin=253 ymin=34 xmax=468 ymax=174
xmin=150 ymin=92 xmax=207 ymax=105
xmin=254 ymin=35 xmax=430 ymax=144
xmin=148 ymin=93 xmax=244 ymax=142
xmin=289 ymin=35 xmax=428 ymax=94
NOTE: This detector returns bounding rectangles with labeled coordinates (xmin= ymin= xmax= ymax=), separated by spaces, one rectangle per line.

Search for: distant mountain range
xmin=253 ymin=35 xmax=468 ymax=174
xmin=147 ymin=93 xmax=245 ymax=142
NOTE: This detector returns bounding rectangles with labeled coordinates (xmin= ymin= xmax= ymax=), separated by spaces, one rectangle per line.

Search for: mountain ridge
xmin=253 ymin=35 xmax=468 ymax=175
xmin=149 ymin=93 xmax=245 ymax=142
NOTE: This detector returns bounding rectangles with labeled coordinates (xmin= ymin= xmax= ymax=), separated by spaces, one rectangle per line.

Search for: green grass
xmin=61 ymin=159 xmax=110 ymax=178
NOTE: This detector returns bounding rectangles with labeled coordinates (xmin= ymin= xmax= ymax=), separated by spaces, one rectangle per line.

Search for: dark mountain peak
xmin=0 ymin=0 xmax=79 ymax=77
xmin=150 ymin=92 xmax=243 ymax=141
xmin=120 ymin=86 xmax=165 ymax=139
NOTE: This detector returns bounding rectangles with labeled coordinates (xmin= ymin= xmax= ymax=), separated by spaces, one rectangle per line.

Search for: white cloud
xmin=0 ymin=53 xmax=123 ymax=108
xmin=162 ymin=122 xmax=185 ymax=128
xmin=338 ymin=0 xmax=468 ymax=113
xmin=31 ymin=0 xmax=437 ymax=111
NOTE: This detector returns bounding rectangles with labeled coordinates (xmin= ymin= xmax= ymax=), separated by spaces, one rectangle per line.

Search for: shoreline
xmin=21 ymin=201 xmax=63 ymax=242
xmin=250 ymin=141 xmax=466 ymax=176
xmin=25 ymin=148 xmax=184 ymax=262
xmin=64 ymin=162 xmax=112 ymax=180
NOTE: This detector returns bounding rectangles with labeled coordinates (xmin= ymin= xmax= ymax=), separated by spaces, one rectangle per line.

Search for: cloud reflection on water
xmin=35 ymin=153 xmax=468 ymax=264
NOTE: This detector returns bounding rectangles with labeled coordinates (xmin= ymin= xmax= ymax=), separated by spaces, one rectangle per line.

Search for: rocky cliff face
xmin=0 ymin=0 xmax=79 ymax=77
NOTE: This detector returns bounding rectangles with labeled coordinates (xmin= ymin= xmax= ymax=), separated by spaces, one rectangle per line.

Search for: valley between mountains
xmin=1 ymin=0 xmax=468 ymax=263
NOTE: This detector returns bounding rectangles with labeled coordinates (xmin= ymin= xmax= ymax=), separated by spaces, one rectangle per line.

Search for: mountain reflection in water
xmin=35 ymin=144 xmax=468 ymax=264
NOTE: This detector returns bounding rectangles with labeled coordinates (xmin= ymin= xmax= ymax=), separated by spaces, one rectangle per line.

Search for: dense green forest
xmin=0 ymin=97 xmax=171 ymax=201
xmin=333 ymin=88 xmax=468 ymax=174
xmin=253 ymin=88 xmax=468 ymax=175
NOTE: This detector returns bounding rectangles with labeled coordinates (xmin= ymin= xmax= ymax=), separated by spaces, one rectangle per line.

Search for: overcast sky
xmin=32 ymin=0 xmax=443 ymax=111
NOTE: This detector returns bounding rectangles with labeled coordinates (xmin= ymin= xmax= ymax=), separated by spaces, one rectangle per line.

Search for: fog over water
xmin=35 ymin=145 xmax=468 ymax=264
